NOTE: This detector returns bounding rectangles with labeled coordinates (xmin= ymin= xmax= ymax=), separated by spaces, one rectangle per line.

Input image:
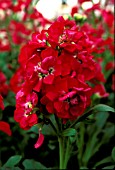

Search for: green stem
xmin=63 ymin=137 xmax=70 ymax=169
xmin=54 ymin=114 xmax=61 ymax=131
xmin=48 ymin=118 xmax=58 ymax=135
xmin=58 ymin=137 xmax=64 ymax=169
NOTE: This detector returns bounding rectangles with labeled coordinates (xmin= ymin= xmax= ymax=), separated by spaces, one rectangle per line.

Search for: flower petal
xmin=0 ymin=121 xmax=12 ymax=136
xmin=34 ymin=130 xmax=44 ymax=149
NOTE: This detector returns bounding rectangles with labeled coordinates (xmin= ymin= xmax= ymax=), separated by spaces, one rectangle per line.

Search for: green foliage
xmin=70 ymin=104 xmax=115 ymax=128
xmin=75 ymin=112 xmax=115 ymax=169
xmin=111 ymin=147 xmax=115 ymax=162
xmin=62 ymin=128 xmax=77 ymax=137
xmin=22 ymin=159 xmax=47 ymax=170
xmin=2 ymin=155 xmax=22 ymax=168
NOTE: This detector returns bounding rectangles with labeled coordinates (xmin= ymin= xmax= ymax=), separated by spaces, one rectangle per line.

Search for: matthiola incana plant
xmin=13 ymin=16 xmax=114 ymax=169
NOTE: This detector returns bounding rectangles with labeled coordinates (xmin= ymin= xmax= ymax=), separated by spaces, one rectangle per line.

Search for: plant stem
xmin=58 ymin=136 xmax=64 ymax=169
xmin=48 ymin=118 xmax=58 ymax=135
xmin=63 ymin=137 xmax=70 ymax=169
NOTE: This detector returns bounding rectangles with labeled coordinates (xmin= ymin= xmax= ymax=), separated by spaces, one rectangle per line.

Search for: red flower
xmin=0 ymin=71 xmax=9 ymax=97
xmin=0 ymin=121 xmax=12 ymax=136
xmin=30 ymin=9 xmax=52 ymax=27
xmin=112 ymin=74 xmax=115 ymax=91
xmin=93 ymin=84 xmax=109 ymax=98
xmin=14 ymin=16 xmax=108 ymax=130
xmin=41 ymin=76 xmax=92 ymax=120
xmin=0 ymin=95 xmax=4 ymax=110
xmin=14 ymin=91 xmax=38 ymax=130
xmin=9 ymin=20 xmax=31 ymax=45
xmin=10 ymin=66 xmax=25 ymax=93
xmin=0 ymin=0 xmax=12 ymax=10
xmin=105 ymin=62 xmax=114 ymax=71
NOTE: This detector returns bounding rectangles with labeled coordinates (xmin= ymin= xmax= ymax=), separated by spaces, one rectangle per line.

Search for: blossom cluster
xmin=0 ymin=94 xmax=12 ymax=136
xmin=14 ymin=16 xmax=108 ymax=130
xmin=0 ymin=0 xmax=51 ymax=51
xmin=0 ymin=70 xmax=9 ymax=97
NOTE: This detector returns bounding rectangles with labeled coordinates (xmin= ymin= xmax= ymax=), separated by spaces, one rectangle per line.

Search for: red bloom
xmin=112 ymin=74 xmax=115 ymax=91
xmin=14 ymin=16 xmax=108 ymax=129
xmin=9 ymin=20 xmax=31 ymax=45
xmin=105 ymin=62 xmax=114 ymax=71
xmin=0 ymin=71 xmax=9 ymax=97
xmin=10 ymin=66 xmax=25 ymax=93
xmin=0 ymin=121 xmax=12 ymax=136
xmin=0 ymin=0 xmax=12 ymax=10
xmin=93 ymin=84 xmax=109 ymax=98
xmin=41 ymin=76 xmax=92 ymax=119
xmin=0 ymin=95 xmax=4 ymax=110
xmin=30 ymin=9 xmax=52 ymax=28
xmin=14 ymin=91 xmax=38 ymax=130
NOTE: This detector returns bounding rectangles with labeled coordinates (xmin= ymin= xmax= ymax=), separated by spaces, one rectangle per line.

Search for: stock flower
xmin=9 ymin=20 xmax=31 ymax=45
xmin=14 ymin=16 xmax=107 ymax=128
xmin=10 ymin=66 xmax=25 ymax=93
xmin=41 ymin=76 xmax=92 ymax=119
xmin=14 ymin=91 xmax=38 ymax=130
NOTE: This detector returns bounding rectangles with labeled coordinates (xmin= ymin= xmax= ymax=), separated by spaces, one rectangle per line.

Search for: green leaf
xmin=70 ymin=104 xmax=115 ymax=127
xmin=2 ymin=155 xmax=22 ymax=168
xmin=102 ymin=165 xmax=115 ymax=169
xmin=42 ymin=124 xmax=56 ymax=136
xmin=111 ymin=147 xmax=115 ymax=162
xmin=82 ymin=131 xmax=99 ymax=165
xmin=22 ymin=159 xmax=47 ymax=170
xmin=29 ymin=124 xmax=39 ymax=134
xmin=102 ymin=124 xmax=115 ymax=142
xmin=94 ymin=156 xmax=112 ymax=167
xmin=83 ymin=118 xmax=96 ymax=124
xmin=62 ymin=128 xmax=76 ymax=137
xmin=95 ymin=112 xmax=109 ymax=129
xmin=0 ymin=167 xmax=22 ymax=170
xmin=90 ymin=104 xmax=115 ymax=113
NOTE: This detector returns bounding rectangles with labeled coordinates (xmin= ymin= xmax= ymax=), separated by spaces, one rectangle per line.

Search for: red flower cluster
xmin=0 ymin=71 xmax=9 ymax=97
xmin=14 ymin=16 xmax=106 ymax=130
xmin=0 ymin=0 xmax=51 ymax=51
xmin=0 ymin=95 xmax=12 ymax=136
xmin=14 ymin=91 xmax=38 ymax=130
